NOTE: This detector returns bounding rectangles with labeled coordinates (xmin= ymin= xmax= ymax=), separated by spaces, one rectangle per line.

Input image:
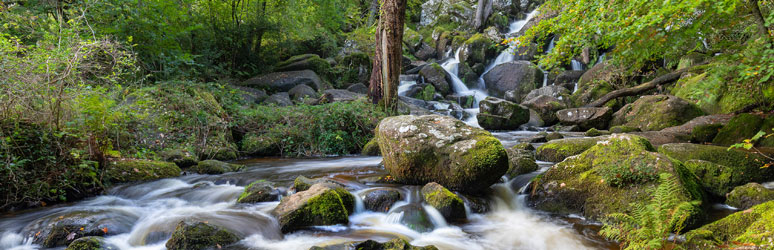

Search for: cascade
xmin=571 ymin=59 xmax=583 ymax=71
xmin=440 ymin=48 xmax=489 ymax=127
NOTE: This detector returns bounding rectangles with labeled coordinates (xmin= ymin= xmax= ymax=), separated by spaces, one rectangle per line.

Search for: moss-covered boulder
xmin=483 ymin=61 xmax=542 ymax=100
xmin=362 ymin=137 xmax=381 ymax=156
xmin=161 ymin=149 xmax=198 ymax=168
xmin=106 ymin=159 xmax=181 ymax=183
xmin=237 ymin=180 xmax=278 ymax=203
xmin=165 ymin=221 xmax=239 ymax=250
xmin=685 ymin=200 xmax=774 ymax=248
xmin=27 ymin=212 xmax=125 ymax=248
xmin=713 ymin=113 xmax=765 ymax=146
xmin=352 ymin=238 xmax=439 ymax=250
xmin=545 ymin=132 xmax=564 ymax=141
xmin=460 ymin=34 xmax=496 ymax=67
xmin=512 ymin=142 xmax=535 ymax=151
xmin=65 ymin=236 xmax=115 ymax=250
xmin=690 ymin=124 xmax=724 ymax=144
xmin=419 ymin=63 xmax=451 ymax=96
xmin=274 ymin=54 xmax=331 ymax=78
xmin=535 ymin=136 xmax=609 ymax=162
xmin=522 ymin=95 xmax=567 ymax=126
xmin=584 ymin=128 xmax=602 ymax=137
xmin=272 ymin=183 xmax=354 ymax=233
xmin=190 ymin=160 xmax=243 ymax=175
xmin=556 ymin=107 xmax=613 ymax=130
xmin=477 ymin=97 xmax=530 ymax=130
xmin=421 ymin=182 xmax=466 ymax=221
xmin=610 ymin=95 xmax=704 ymax=131
xmin=506 ymin=147 xmax=538 ymax=177
xmin=529 ymin=134 xmax=703 ymax=222
xmin=609 ymin=125 xmax=640 ymax=134
xmin=658 ymin=143 xmax=772 ymax=196
xmin=375 ymin=115 xmax=508 ymax=193
xmin=293 ymin=175 xmax=346 ymax=192
xmin=758 ymin=116 xmax=774 ymax=147
xmin=726 ymin=183 xmax=774 ymax=210
xmin=362 ymin=188 xmax=402 ymax=212
xmin=241 ymin=132 xmax=278 ymax=156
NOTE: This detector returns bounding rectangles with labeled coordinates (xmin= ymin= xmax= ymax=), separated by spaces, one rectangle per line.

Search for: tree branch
xmin=584 ymin=64 xmax=706 ymax=108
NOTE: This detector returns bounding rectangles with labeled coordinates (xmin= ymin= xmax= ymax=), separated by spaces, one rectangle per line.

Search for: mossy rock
xmin=512 ymin=142 xmax=535 ymax=151
xmin=421 ymin=182 xmax=466 ymax=221
xmin=106 ymin=159 xmax=181 ymax=183
xmin=161 ymin=149 xmax=199 ymax=168
xmin=362 ymin=137 xmax=381 ymax=156
xmin=584 ymin=128 xmax=602 ymax=137
xmin=275 ymin=54 xmax=332 ymax=79
xmin=362 ymin=188 xmax=402 ymax=212
xmin=198 ymin=144 xmax=239 ymax=161
xmin=376 ymin=115 xmax=508 ymax=193
xmin=165 ymin=221 xmax=239 ymax=250
xmin=506 ymin=147 xmax=538 ymax=177
xmin=610 ymin=95 xmax=704 ymax=131
xmin=272 ymin=183 xmax=354 ymax=233
xmin=237 ymin=180 xmax=278 ymax=203
xmin=658 ymin=143 xmax=772 ymax=195
xmin=293 ymin=175 xmax=346 ymax=192
xmin=726 ymin=183 xmax=774 ymax=210
xmin=461 ymin=33 xmax=495 ymax=67
xmin=545 ymin=132 xmax=564 ymax=141
xmin=712 ymin=113 xmax=764 ymax=146
xmin=609 ymin=125 xmax=640 ymax=134
xmin=685 ymin=200 xmax=774 ymax=248
xmin=65 ymin=236 xmax=114 ymax=250
xmin=535 ymin=136 xmax=608 ymax=162
xmin=756 ymin=116 xmax=774 ymax=147
xmin=241 ymin=132 xmax=279 ymax=156
xmin=190 ymin=160 xmax=243 ymax=175
xmin=690 ymin=124 xmax=724 ymax=144
xmin=353 ymin=238 xmax=439 ymax=250
xmin=529 ymin=134 xmax=704 ymax=224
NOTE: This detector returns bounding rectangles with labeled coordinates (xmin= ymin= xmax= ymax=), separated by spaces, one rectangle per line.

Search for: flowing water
xmin=0 ymin=132 xmax=618 ymax=250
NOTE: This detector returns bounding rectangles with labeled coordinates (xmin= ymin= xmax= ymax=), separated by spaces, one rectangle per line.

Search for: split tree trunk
xmin=473 ymin=0 xmax=492 ymax=31
xmin=369 ymin=0 xmax=407 ymax=110
xmin=585 ymin=65 xmax=704 ymax=108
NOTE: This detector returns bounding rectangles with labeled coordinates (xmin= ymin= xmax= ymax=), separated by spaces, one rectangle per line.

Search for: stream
xmin=0 ymin=131 xmax=619 ymax=250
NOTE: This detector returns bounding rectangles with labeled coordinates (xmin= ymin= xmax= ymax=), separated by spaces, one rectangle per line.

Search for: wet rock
xmin=288 ymin=84 xmax=318 ymax=102
xmin=554 ymin=70 xmax=585 ymax=90
xmin=727 ymin=183 xmax=774 ymax=210
xmin=506 ymin=147 xmax=538 ymax=177
xmin=235 ymin=86 xmax=268 ymax=104
xmin=243 ymin=70 xmax=324 ymax=93
xmin=525 ymin=131 xmax=548 ymax=143
xmin=322 ymin=89 xmax=366 ymax=102
xmin=392 ymin=203 xmax=434 ymax=232
xmin=529 ymin=134 xmax=703 ymax=223
xmin=65 ymin=236 xmax=116 ymax=250
xmin=272 ymin=183 xmax=354 ymax=233
xmin=584 ymin=128 xmax=603 ymax=137
xmin=609 ymin=125 xmax=640 ymax=134
xmin=477 ymin=97 xmax=530 ymax=130
xmin=353 ymin=238 xmax=439 ymax=250
xmin=346 ymin=83 xmax=369 ymax=94
xmin=362 ymin=189 xmax=402 ymax=212
xmin=460 ymin=34 xmax=496 ymax=68
xmin=712 ymin=113 xmax=765 ymax=146
xmin=691 ymin=124 xmax=724 ymax=143
xmin=556 ymin=107 xmax=613 ymax=130
xmin=415 ymin=43 xmax=437 ymax=61
xmin=522 ymin=95 xmax=567 ymax=126
xmin=512 ymin=142 xmax=535 ymax=151
xmin=165 ymin=221 xmax=239 ymax=250
xmin=237 ymin=180 xmax=278 ymax=203
xmin=659 ymin=143 xmax=772 ymax=196
xmin=375 ymin=115 xmax=508 ymax=193
xmin=446 ymin=93 xmax=475 ymax=109
xmin=160 ymin=149 xmax=198 ymax=168
xmin=611 ymin=95 xmax=704 ymax=131
xmin=293 ymin=176 xmax=346 ymax=192
xmin=419 ymin=63 xmax=451 ymax=96
xmin=685 ymin=200 xmax=774 ymax=248
xmin=523 ymin=85 xmax=571 ymax=103
xmin=421 ymin=182 xmax=466 ymax=221
xmin=27 ymin=212 xmax=130 ymax=248
xmin=362 ymin=138 xmax=381 ymax=156
xmin=631 ymin=131 xmax=691 ymax=146
xmin=264 ymin=92 xmax=294 ymax=106
xmin=535 ymin=136 xmax=609 ymax=162
xmin=106 ymin=159 xmax=181 ymax=183
xmin=483 ymin=61 xmax=542 ymax=100
xmin=190 ymin=160 xmax=243 ymax=175
xmin=545 ymin=132 xmax=564 ymax=141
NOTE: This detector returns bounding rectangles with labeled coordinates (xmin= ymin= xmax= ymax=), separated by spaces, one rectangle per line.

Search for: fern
xmin=600 ymin=173 xmax=700 ymax=250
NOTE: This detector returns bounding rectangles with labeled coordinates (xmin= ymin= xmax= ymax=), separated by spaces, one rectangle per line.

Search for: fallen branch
xmin=584 ymin=64 xmax=706 ymax=108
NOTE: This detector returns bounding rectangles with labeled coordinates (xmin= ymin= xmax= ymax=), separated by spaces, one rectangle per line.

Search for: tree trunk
xmin=369 ymin=0 xmax=407 ymax=110
xmin=585 ymin=64 xmax=705 ymax=107
xmin=473 ymin=0 xmax=492 ymax=31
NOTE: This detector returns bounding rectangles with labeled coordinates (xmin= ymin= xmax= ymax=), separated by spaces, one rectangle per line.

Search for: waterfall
xmin=480 ymin=10 xmax=539 ymax=80
xmin=440 ymin=48 xmax=489 ymax=127
xmin=571 ymin=60 xmax=583 ymax=71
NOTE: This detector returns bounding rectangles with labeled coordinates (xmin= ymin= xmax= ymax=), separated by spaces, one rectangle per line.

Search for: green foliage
xmin=600 ymin=173 xmax=701 ymax=250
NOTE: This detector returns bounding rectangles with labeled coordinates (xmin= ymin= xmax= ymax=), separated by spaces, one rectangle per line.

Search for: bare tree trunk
xmin=369 ymin=0 xmax=407 ymax=110
xmin=585 ymin=64 xmax=705 ymax=107
xmin=473 ymin=0 xmax=492 ymax=31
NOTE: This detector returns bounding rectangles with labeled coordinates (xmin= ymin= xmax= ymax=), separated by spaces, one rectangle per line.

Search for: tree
xmin=473 ymin=0 xmax=492 ymax=31
xmin=369 ymin=0 xmax=407 ymax=110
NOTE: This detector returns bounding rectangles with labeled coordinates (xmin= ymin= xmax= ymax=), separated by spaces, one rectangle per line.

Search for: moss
xmin=65 ymin=236 xmax=105 ymax=250
xmin=420 ymin=84 xmax=436 ymax=101
xmin=685 ymin=200 xmax=774 ymax=248
xmin=421 ymin=183 xmax=466 ymax=220
xmin=535 ymin=137 xmax=606 ymax=162
xmin=165 ymin=221 xmax=239 ymax=250
xmin=713 ymin=113 xmax=764 ymax=146
xmin=106 ymin=159 xmax=181 ymax=183
xmin=160 ymin=149 xmax=198 ymax=168
xmin=190 ymin=160 xmax=242 ymax=175
xmin=757 ymin=116 xmax=774 ymax=147
xmin=361 ymin=137 xmax=380 ymax=156
xmin=545 ymin=132 xmax=564 ymax=141
xmin=682 ymin=160 xmax=735 ymax=197
xmin=726 ymin=183 xmax=774 ymax=210
xmin=609 ymin=125 xmax=640 ymax=133
xmin=237 ymin=180 xmax=276 ymax=203
xmin=512 ymin=143 xmax=535 ymax=151
xmin=294 ymin=175 xmax=314 ymax=191
xmin=241 ymin=132 xmax=278 ymax=156
xmin=611 ymin=95 xmax=704 ymax=131
xmin=585 ymin=128 xmax=602 ymax=137
xmin=278 ymin=187 xmax=350 ymax=233
xmin=691 ymin=124 xmax=724 ymax=143
xmin=456 ymin=136 xmax=509 ymax=187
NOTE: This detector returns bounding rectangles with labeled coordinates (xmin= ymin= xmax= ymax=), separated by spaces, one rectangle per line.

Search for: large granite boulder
xmin=288 ymin=84 xmax=319 ymax=102
xmin=535 ymin=136 xmax=609 ymax=162
xmin=477 ymin=97 xmax=530 ymax=130
xmin=685 ymin=200 xmax=774 ymax=248
xmin=522 ymin=95 xmax=567 ymax=126
xmin=712 ymin=113 xmax=765 ymax=146
xmin=523 ymin=85 xmax=571 ymax=103
xmin=483 ymin=61 xmax=542 ymax=100
xmin=726 ymin=183 xmax=774 ymax=210
xmin=419 ymin=63 xmax=451 ymax=96
xmin=242 ymin=70 xmax=324 ymax=93
xmin=272 ymin=183 xmax=355 ymax=233
xmin=375 ymin=115 xmax=508 ymax=193
xmin=611 ymin=95 xmax=704 ymax=131
xmin=165 ymin=221 xmax=239 ymax=250
xmin=556 ymin=107 xmax=613 ymax=130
